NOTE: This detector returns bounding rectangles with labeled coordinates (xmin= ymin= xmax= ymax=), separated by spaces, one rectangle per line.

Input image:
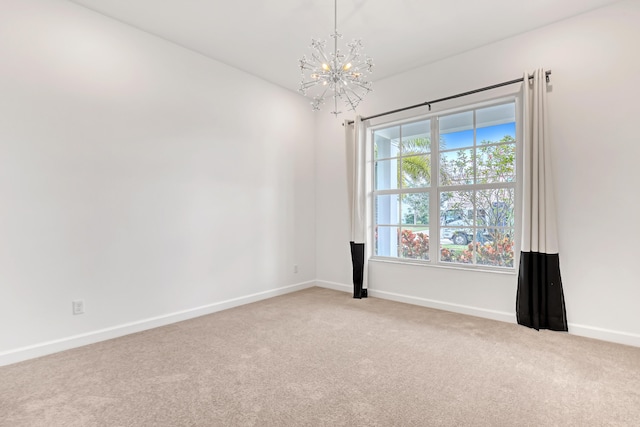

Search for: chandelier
xmin=298 ymin=0 xmax=374 ymax=116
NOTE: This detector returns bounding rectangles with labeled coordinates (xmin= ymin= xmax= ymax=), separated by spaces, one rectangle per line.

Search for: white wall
xmin=0 ymin=0 xmax=316 ymax=364
xmin=316 ymin=0 xmax=640 ymax=346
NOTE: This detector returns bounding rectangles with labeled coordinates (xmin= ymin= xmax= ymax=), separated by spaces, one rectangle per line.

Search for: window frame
xmin=368 ymin=96 xmax=522 ymax=272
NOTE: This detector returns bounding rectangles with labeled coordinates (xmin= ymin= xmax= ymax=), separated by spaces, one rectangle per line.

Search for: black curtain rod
xmin=346 ymin=70 xmax=551 ymax=125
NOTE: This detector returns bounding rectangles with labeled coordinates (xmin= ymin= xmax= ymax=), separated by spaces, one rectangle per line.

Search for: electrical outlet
xmin=293 ymin=264 xmax=299 ymax=274
xmin=72 ymin=300 xmax=84 ymax=315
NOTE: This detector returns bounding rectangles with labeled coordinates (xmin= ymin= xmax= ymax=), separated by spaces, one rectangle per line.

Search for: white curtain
xmin=516 ymin=69 xmax=567 ymax=331
xmin=345 ymin=116 xmax=367 ymax=297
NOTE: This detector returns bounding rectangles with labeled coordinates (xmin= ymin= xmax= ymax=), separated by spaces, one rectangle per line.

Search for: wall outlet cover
xmin=72 ymin=300 xmax=84 ymax=315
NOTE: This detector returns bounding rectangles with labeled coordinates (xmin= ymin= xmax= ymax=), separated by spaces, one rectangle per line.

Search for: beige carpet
xmin=1 ymin=287 xmax=639 ymax=426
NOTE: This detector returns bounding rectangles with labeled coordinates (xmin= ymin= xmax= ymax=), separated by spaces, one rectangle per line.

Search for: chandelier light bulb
xmin=298 ymin=0 xmax=374 ymax=116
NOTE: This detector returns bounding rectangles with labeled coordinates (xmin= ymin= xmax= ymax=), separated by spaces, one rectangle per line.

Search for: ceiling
xmin=69 ymin=0 xmax=620 ymax=93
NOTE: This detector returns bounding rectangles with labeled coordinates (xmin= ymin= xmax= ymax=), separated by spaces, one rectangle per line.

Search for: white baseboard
xmin=315 ymin=280 xmax=352 ymax=293
xmin=0 ymin=281 xmax=315 ymax=367
xmin=368 ymin=288 xmax=517 ymax=324
xmin=4 ymin=280 xmax=637 ymax=366
xmin=567 ymin=323 xmax=640 ymax=348
xmin=316 ymin=280 xmax=514 ymax=322
xmin=316 ymin=280 xmax=640 ymax=348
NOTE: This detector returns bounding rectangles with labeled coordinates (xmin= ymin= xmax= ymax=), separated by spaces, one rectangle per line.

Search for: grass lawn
xmin=441 ymin=244 xmax=468 ymax=251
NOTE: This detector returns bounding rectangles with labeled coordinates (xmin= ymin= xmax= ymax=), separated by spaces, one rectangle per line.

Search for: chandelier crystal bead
xmin=298 ymin=0 xmax=374 ymax=116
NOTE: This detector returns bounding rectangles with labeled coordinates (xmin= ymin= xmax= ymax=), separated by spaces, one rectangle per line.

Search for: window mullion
xmin=430 ymin=117 xmax=439 ymax=263
xmin=398 ymin=126 xmax=403 ymax=253
xmin=472 ymin=111 xmax=478 ymax=265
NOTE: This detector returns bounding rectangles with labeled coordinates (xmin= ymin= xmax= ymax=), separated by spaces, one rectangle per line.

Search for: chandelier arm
xmin=318 ymin=85 xmax=331 ymax=101
xmin=312 ymin=50 xmax=331 ymax=68
xmin=342 ymin=92 xmax=358 ymax=110
xmin=349 ymin=58 xmax=372 ymax=69
xmin=342 ymin=52 xmax=358 ymax=66
xmin=350 ymin=81 xmax=372 ymax=91
xmin=344 ymin=85 xmax=364 ymax=99
xmin=349 ymin=57 xmax=369 ymax=66
xmin=300 ymin=81 xmax=319 ymax=90
xmin=342 ymin=87 xmax=363 ymax=108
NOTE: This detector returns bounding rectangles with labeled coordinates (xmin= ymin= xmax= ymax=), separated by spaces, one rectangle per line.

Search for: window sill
xmin=369 ymin=256 xmax=518 ymax=276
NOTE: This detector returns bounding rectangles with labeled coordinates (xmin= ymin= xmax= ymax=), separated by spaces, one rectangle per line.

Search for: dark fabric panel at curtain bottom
xmin=516 ymin=251 xmax=568 ymax=331
xmin=350 ymin=241 xmax=365 ymax=299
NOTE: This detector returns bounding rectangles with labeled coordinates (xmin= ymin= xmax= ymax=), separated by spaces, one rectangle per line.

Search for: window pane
xmin=401 ymin=193 xmax=429 ymax=225
xmin=400 ymin=227 xmax=430 ymax=260
xmin=476 ymin=189 xmax=514 ymax=228
xmin=440 ymin=191 xmax=473 ymax=246
xmin=401 ymin=120 xmax=430 ymax=154
xmin=440 ymin=191 xmax=473 ymax=226
xmin=477 ymin=104 xmax=516 ymax=144
xmin=440 ymin=129 xmax=474 ymax=150
xmin=475 ymin=229 xmax=515 ymax=267
xmin=442 ymin=227 xmax=474 ymax=246
xmin=374 ymin=127 xmax=399 ymax=159
xmin=476 ymin=104 xmax=515 ymax=129
xmin=375 ymin=226 xmax=399 ymax=257
xmin=440 ymin=149 xmax=474 ymax=186
xmin=375 ymin=158 xmax=399 ymax=190
xmin=440 ymin=111 xmax=473 ymax=150
xmin=375 ymin=194 xmax=399 ymax=225
xmin=477 ymin=123 xmax=516 ymax=145
xmin=476 ymin=144 xmax=516 ymax=183
xmin=440 ymin=228 xmax=473 ymax=264
xmin=402 ymin=155 xmax=430 ymax=188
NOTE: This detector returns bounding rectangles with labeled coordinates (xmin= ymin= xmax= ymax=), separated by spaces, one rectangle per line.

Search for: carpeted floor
xmin=1 ymin=287 xmax=639 ymax=426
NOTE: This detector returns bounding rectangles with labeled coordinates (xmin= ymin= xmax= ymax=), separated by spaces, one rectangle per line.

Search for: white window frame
xmin=368 ymin=95 xmax=522 ymax=272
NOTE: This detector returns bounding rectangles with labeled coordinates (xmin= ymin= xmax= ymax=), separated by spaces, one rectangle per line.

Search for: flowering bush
xmin=440 ymin=247 xmax=471 ymax=264
xmin=475 ymin=235 xmax=514 ymax=267
xmin=400 ymin=229 xmax=429 ymax=259
xmin=440 ymin=233 xmax=514 ymax=267
xmin=377 ymin=227 xmax=514 ymax=267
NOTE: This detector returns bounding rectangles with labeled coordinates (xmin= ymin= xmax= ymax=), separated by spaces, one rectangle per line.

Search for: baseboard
xmin=316 ymin=280 xmax=640 ymax=348
xmin=316 ymin=280 xmax=514 ymax=322
xmin=0 ymin=281 xmax=315 ymax=367
xmin=567 ymin=323 xmax=640 ymax=348
xmin=315 ymin=280 xmax=352 ymax=293
xmin=4 ymin=280 xmax=637 ymax=366
xmin=368 ymin=288 xmax=517 ymax=324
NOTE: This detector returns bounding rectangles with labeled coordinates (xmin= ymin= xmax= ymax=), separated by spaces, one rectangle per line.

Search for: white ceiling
xmin=69 ymin=0 xmax=620 ymax=93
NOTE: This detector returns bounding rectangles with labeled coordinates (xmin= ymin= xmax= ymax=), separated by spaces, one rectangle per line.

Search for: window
xmin=372 ymin=101 xmax=518 ymax=269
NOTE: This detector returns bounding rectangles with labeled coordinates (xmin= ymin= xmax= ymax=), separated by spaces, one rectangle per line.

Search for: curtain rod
xmin=346 ymin=70 xmax=551 ymax=125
